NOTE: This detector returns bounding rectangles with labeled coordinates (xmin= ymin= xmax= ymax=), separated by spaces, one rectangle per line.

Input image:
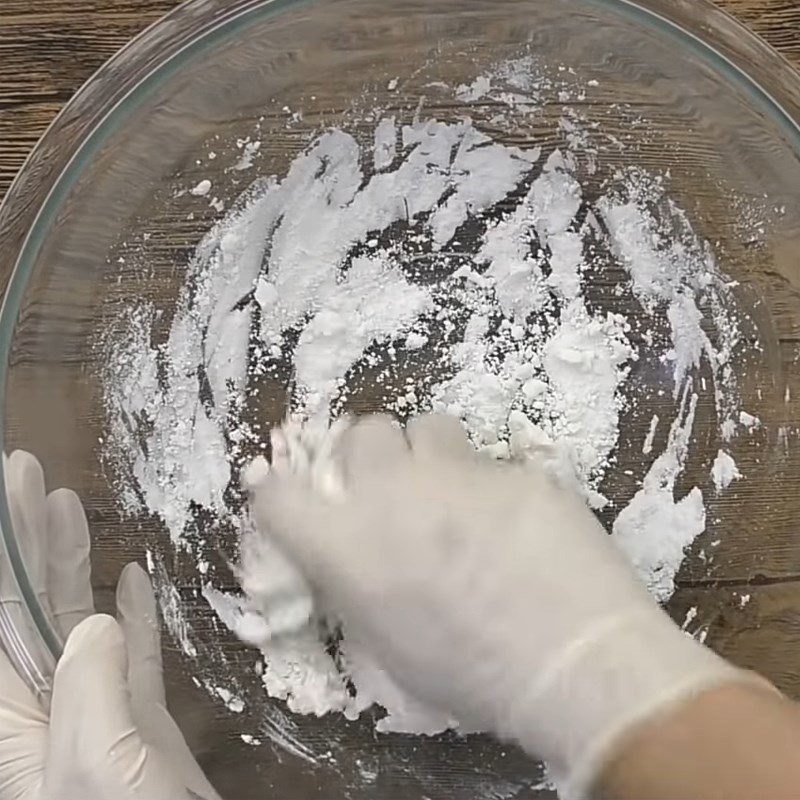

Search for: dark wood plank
xmin=0 ymin=0 xmax=799 ymax=204
xmin=0 ymin=0 xmax=180 ymax=197
xmin=720 ymin=0 xmax=800 ymax=63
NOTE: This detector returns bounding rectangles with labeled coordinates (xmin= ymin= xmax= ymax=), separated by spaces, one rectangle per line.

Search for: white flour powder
xmin=711 ymin=449 xmax=742 ymax=492
xmin=102 ymin=56 xmax=754 ymax=742
xmin=611 ymin=387 xmax=705 ymax=602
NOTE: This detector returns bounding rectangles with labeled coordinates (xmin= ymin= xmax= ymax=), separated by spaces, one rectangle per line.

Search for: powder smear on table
xmin=102 ymin=55 xmax=757 ymax=739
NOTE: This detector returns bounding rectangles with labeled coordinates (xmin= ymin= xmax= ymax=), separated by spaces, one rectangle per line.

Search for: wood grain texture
xmin=2 ymin=4 xmax=800 ymax=798
xmin=0 ymin=0 xmax=179 ymax=194
xmin=0 ymin=0 xmax=799 ymax=204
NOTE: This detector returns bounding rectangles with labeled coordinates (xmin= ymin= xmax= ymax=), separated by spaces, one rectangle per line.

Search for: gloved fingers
xmin=130 ymin=703 xmax=223 ymax=800
xmin=45 ymin=488 xmax=94 ymax=641
xmin=50 ymin=614 xmax=220 ymax=800
xmin=406 ymin=413 xmax=475 ymax=462
xmin=0 ymin=641 xmax=48 ymax=797
xmin=0 ymin=516 xmax=56 ymax=705
xmin=116 ymin=562 xmax=166 ymax=709
xmin=248 ymin=472 xmax=352 ymax=587
xmin=50 ymin=615 xmax=141 ymax=755
xmin=115 ymin=565 xmax=220 ymax=798
xmin=337 ymin=414 xmax=409 ymax=482
xmin=0 ymin=633 xmax=47 ymax=717
xmin=0 ymin=484 xmax=37 ymax=631
xmin=5 ymin=451 xmax=51 ymax=618
xmin=242 ymin=455 xmax=270 ymax=493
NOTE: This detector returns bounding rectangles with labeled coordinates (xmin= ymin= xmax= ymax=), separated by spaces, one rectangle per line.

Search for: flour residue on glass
xmin=101 ymin=54 xmax=758 ymax=748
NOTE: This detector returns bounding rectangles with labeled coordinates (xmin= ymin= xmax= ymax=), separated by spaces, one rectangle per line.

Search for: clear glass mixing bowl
xmin=2 ymin=0 xmax=800 ymax=797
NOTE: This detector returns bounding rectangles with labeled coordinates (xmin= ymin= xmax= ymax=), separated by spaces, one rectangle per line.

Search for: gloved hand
xmin=247 ymin=414 xmax=762 ymax=797
xmin=0 ymin=450 xmax=220 ymax=800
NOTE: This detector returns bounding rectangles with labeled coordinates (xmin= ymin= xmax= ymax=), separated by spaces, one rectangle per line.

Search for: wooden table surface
xmin=0 ymin=0 xmax=798 ymax=201
xmin=2 ymin=2 xmax=800 ymax=796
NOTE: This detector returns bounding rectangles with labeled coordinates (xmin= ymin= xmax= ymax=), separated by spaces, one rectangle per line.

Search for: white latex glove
xmin=0 ymin=450 xmax=220 ymax=800
xmin=247 ymin=414 xmax=759 ymax=797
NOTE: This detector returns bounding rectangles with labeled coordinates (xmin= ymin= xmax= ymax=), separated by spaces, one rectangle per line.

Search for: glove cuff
xmin=504 ymin=607 xmax=768 ymax=799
